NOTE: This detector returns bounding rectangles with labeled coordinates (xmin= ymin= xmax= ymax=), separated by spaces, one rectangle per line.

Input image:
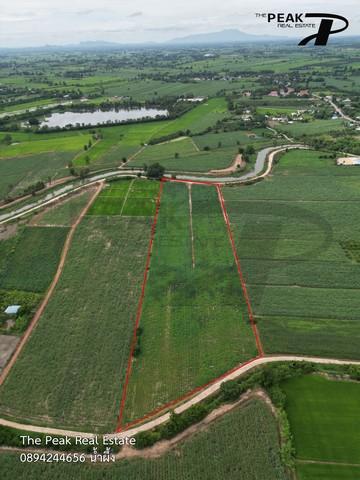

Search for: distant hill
xmin=168 ymin=29 xmax=285 ymax=44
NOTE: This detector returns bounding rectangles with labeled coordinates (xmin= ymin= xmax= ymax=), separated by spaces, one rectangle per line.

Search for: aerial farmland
xmin=0 ymin=22 xmax=359 ymax=480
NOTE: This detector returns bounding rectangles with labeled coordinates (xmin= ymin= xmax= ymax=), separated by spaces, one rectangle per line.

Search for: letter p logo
xmin=298 ymin=13 xmax=349 ymax=46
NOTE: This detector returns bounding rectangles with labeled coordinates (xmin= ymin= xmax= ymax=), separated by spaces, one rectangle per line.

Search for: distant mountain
xmin=168 ymin=29 xmax=285 ymax=45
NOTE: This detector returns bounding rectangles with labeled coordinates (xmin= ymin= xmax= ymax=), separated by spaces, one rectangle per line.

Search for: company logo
xmin=255 ymin=12 xmax=349 ymax=45
xmin=298 ymin=14 xmax=349 ymax=46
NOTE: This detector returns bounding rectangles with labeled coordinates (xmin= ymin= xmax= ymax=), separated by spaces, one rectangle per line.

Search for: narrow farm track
xmin=119 ymin=178 xmax=134 ymax=216
xmin=0 ymin=181 xmax=104 ymax=387
xmin=296 ymin=459 xmax=360 ymax=468
xmin=0 ymin=355 xmax=359 ymax=438
xmin=188 ymin=184 xmax=195 ymax=268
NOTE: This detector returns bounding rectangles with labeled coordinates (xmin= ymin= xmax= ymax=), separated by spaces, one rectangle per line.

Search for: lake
xmin=40 ymin=108 xmax=169 ymax=128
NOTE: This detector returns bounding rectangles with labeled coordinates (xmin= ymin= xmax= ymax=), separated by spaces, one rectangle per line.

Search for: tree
xmin=245 ymin=145 xmax=255 ymax=155
xmin=28 ymin=118 xmax=40 ymax=126
xmin=174 ymin=152 xmax=179 ymax=159
xmin=146 ymin=163 xmax=165 ymax=179
xmin=79 ymin=168 xmax=89 ymax=179
xmin=2 ymin=134 xmax=12 ymax=145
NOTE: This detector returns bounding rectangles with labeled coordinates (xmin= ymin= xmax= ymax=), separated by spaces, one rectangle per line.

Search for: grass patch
xmin=87 ymin=179 xmax=159 ymax=216
xmin=283 ymin=375 xmax=360 ymax=464
xmin=34 ymin=189 xmax=94 ymax=226
xmin=0 ymin=151 xmax=75 ymax=200
xmin=296 ymin=463 xmax=360 ymax=480
xmin=0 ymin=226 xmax=68 ymax=293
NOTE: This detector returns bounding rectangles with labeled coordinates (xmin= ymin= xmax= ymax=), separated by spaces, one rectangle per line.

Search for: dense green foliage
xmin=0 ymin=290 xmax=41 ymax=334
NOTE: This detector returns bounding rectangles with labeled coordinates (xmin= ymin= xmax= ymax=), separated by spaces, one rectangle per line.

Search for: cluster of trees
xmin=23 ymin=181 xmax=45 ymax=196
xmin=308 ymin=134 xmax=360 ymax=156
xmin=143 ymin=163 xmax=165 ymax=179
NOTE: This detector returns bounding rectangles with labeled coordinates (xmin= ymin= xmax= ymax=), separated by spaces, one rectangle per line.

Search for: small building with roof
xmin=4 ymin=305 xmax=21 ymax=315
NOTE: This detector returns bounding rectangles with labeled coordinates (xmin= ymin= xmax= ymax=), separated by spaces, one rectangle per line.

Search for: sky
xmin=0 ymin=0 xmax=359 ymax=47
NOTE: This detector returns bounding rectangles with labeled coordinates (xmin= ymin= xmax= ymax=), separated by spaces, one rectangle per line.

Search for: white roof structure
xmin=4 ymin=305 xmax=21 ymax=315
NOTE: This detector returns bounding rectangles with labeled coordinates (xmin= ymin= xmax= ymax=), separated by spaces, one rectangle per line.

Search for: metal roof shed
xmin=4 ymin=305 xmax=21 ymax=315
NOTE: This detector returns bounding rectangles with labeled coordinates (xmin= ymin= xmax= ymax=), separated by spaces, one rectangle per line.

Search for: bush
xmin=219 ymin=379 xmax=243 ymax=401
xmin=146 ymin=163 xmax=165 ymax=179
xmin=135 ymin=430 xmax=161 ymax=449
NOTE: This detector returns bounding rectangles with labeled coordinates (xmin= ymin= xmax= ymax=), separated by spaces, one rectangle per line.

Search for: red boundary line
xmin=116 ymin=180 xmax=264 ymax=433
xmin=116 ymin=180 xmax=164 ymax=431
xmin=216 ymin=184 xmax=264 ymax=357
xmin=162 ymin=177 xmax=216 ymax=187
xmin=119 ymin=355 xmax=261 ymax=432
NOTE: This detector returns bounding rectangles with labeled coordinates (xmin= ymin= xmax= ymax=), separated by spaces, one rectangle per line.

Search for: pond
xmin=40 ymin=108 xmax=169 ymax=128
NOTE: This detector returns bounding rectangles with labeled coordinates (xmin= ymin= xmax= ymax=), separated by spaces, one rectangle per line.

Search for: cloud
xmin=128 ymin=11 xmax=143 ymax=17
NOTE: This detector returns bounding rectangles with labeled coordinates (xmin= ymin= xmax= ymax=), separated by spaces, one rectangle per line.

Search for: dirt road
xmin=0 ymin=354 xmax=359 ymax=438
xmin=209 ymin=154 xmax=245 ymax=175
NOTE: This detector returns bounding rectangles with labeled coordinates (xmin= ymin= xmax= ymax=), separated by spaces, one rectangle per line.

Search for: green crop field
xmin=0 ymin=151 xmax=75 ymax=200
xmin=157 ymin=98 xmax=229 ymax=137
xmin=0 ymin=215 xmax=152 ymax=432
xmin=282 ymin=375 xmax=360 ymax=476
xmin=73 ymin=122 xmax=166 ymax=167
xmin=192 ymin=128 xmax=269 ymax=150
xmin=74 ymin=100 xmax=228 ymax=169
xmin=0 ymin=226 xmax=68 ymax=293
xmin=87 ymin=180 xmax=133 ymax=215
xmin=0 ymin=133 xmax=90 ymax=158
xmin=277 ymin=119 xmax=345 ymax=136
xmin=0 ymin=399 xmax=287 ymax=480
xmin=137 ymin=137 xmax=198 ymax=161
xmin=257 ymin=106 xmax=305 ymax=115
xmin=296 ymin=463 xmax=360 ymax=480
xmin=131 ymin=142 xmax=236 ymax=172
xmin=33 ymin=189 xmax=94 ymax=226
xmin=122 ymin=179 xmax=160 ymax=216
xmin=122 ymin=182 xmax=257 ymax=424
xmin=88 ymin=179 xmax=159 ymax=216
xmin=223 ymin=149 xmax=360 ymax=360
